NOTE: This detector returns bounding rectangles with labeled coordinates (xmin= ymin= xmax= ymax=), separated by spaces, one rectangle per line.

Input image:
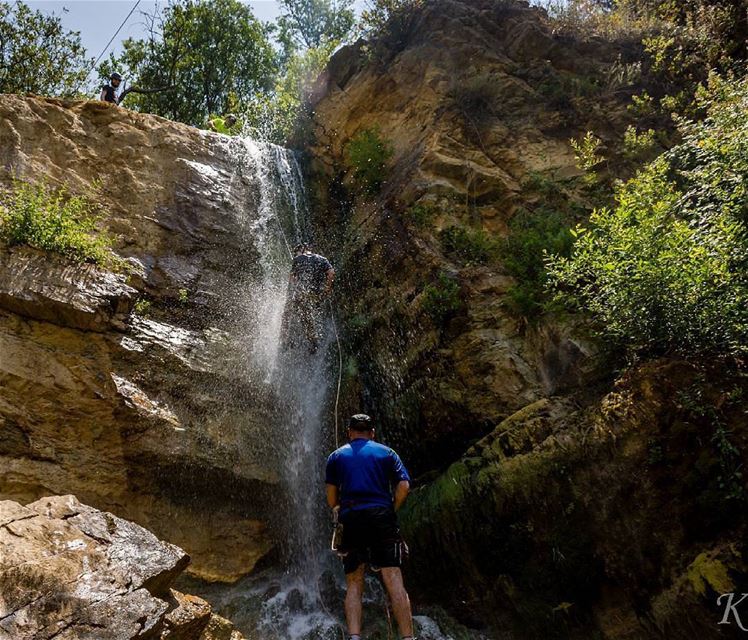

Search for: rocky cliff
xmin=0 ymin=494 xmax=245 ymax=639
xmin=305 ymin=0 xmax=748 ymax=637
xmin=0 ymin=95 xmax=283 ymax=583
xmin=306 ymin=0 xmax=637 ymax=472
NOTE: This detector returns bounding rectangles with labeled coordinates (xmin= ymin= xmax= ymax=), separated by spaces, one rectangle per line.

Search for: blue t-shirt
xmin=325 ymin=439 xmax=410 ymax=514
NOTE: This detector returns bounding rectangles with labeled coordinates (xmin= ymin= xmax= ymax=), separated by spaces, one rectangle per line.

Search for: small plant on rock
xmin=422 ymin=272 xmax=463 ymax=324
xmin=0 ymin=179 xmax=120 ymax=268
xmin=134 ymin=298 xmax=152 ymax=316
xmin=345 ymin=127 xmax=393 ymax=195
xmin=439 ymin=225 xmax=499 ymax=265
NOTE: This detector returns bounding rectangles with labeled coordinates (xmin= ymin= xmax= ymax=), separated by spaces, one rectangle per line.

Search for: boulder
xmin=0 ymin=495 xmax=228 ymax=640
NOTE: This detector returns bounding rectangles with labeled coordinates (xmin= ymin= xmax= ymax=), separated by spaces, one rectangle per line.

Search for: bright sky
xmin=27 ymin=1 xmax=367 ymax=73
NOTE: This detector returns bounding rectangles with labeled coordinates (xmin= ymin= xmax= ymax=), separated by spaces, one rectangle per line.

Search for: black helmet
xmin=348 ymin=414 xmax=373 ymax=430
xmin=293 ymin=242 xmax=311 ymax=255
xmin=110 ymin=72 xmax=122 ymax=81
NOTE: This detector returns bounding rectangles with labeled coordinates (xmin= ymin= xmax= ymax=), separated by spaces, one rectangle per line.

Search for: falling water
xmin=193 ymin=135 xmax=456 ymax=640
xmin=212 ymin=135 xmax=343 ymax=639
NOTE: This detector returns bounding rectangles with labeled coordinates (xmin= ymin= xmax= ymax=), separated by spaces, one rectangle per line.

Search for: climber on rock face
xmin=100 ymin=73 xmax=123 ymax=105
xmin=281 ymin=243 xmax=334 ymax=354
xmin=325 ymin=414 xmax=415 ymax=640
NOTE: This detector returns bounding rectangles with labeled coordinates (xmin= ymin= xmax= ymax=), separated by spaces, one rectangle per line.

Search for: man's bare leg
xmin=381 ymin=567 xmax=414 ymax=638
xmin=345 ymin=564 xmax=366 ymax=637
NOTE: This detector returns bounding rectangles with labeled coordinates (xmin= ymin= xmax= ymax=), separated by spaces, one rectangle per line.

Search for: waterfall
xmin=212 ymin=136 xmax=342 ymax=639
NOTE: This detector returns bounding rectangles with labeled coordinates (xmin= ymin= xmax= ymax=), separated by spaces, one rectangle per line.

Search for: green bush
xmin=547 ymin=73 xmax=748 ymax=359
xmin=243 ymin=41 xmax=338 ymax=144
xmin=134 ymin=298 xmax=152 ymax=316
xmin=502 ymin=207 xmax=575 ymax=319
xmin=406 ymin=202 xmax=438 ymax=229
xmin=0 ymin=180 xmax=119 ymax=267
xmin=440 ymin=225 xmax=499 ymax=265
xmin=345 ymin=127 xmax=393 ymax=195
xmin=422 ymin=272 xmax=463 ymax=324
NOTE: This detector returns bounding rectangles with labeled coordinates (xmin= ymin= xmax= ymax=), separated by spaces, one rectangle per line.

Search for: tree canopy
xmin=0 ymin=1 xmax=91 ymax=96
xmin=100 ymin=0 xmax=277 ymax=126
xmin=276 ymin=0 xmax=355 ymax=58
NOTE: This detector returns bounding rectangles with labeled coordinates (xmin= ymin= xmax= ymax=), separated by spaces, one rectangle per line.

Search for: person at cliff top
xmin=325 ymin=414 xmax=415 ymax=640
xmin=100 ymin=73 xmax=123 ymax=105
xmin=206 ymin=113 xmax=241 ymax=135
xmin=281 ymin=243 xmax=334 ymax=354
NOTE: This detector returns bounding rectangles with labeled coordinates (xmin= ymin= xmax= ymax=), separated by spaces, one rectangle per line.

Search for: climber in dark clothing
xmin=325 ymin=414 xmax=414 ymax=640
xmin=100 ymin=72 xmax=123 ymax=105
xmin=281 ymin=243 xmax=335 ymax=354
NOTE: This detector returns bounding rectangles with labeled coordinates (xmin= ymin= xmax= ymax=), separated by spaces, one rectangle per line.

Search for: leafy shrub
xmin=360 ymin=0 xmax=423 ymax=55
xmin=0 ymin=180 xmax=119 ymax=267
xmin=440 ymin=225 xmax=499 ymax=265
xmin=134 ymin=298 xmax=152 ymax=316
xmin=547 ymin=73 xmax=748 ymax=359
xmin=422 ymin=272 xmax=463 ymax=323
xmin=537 ymin=0 xmax=658 ymax=41
xmin=244 ymin=41 xmax=338 ymax=143
xmin=570 ymin=131 xmax=604 ymax=178
xmin=406 ymin=202 xmax=438 ymax=229
xmin=448 ymin=74 xmax=500 ymax=129
xmin=622 ymin=125 xmax=658 ymax=160
xmin=345 ymin=127 xmax=393 ymax=195
xmin=502 ymin=207 xmax=575 ymax=319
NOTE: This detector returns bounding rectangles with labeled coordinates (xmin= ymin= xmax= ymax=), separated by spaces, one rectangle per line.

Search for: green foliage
xmin=244 ymin=41 xmax=337 ymax=143
xmin=0 ymin=1 xmax=91 ymax=96
xmin=676 ymin=382 xmax=744 ymax=502
xmin=360 ymin=0 xmax=423 ymax=34
xmin=570 ymin=131 xmax=604 ymax=179
xmin=406 ymin=202 xmax=439 ymax=229
xmin=178 ymin=289 xmax=189 ymax=304
xmin=100 ymin=0 xmax=276 ymax=127
xmin=134 ymin=298 xmax=152 ymax=316
xmin=548 ymin=74 xmax=748 ymax=359
xmin=0 ymin=180 xmax=120 ymax=267
xmin=422 ymin=272 xmax=463 ymax=324
xmin=629 ymin=91 xmax=656 ymax=117
xmin=439 ymin=225 xmax=499 ymax=265
xmin=276 ymin=0 xmax=354 ymax=58
xmin=622 ymin=125 xmax=657 ymax=160
xmin=502 ymin=207 xmax=575 ymax=319
xmin=345 ymin=127 xmax=393 ymax=195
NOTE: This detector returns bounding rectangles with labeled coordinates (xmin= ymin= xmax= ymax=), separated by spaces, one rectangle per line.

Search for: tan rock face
xmin=0 ymin=95 xmax=281 ymax=581
xmin=0 ymin=495 xmax=246 ymax=640
xmin=307 ymin=0 xmax=624 ymax=471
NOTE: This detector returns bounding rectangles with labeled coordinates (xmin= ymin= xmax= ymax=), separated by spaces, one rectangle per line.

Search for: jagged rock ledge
xmin=0 ymin=494 xmax=244 ymax=639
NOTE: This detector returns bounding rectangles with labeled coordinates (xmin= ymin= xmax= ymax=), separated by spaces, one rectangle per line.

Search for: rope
xmin=329 ymin=299 xmax=344 ymax=450
xmin=84 ymin=0 xmax=142 ymax=87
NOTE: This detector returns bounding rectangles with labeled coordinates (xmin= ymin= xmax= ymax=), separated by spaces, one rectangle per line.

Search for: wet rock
xmin=0 ymin=95 xmax=281 ymax=581
xmin=161 ymin=590 xmax=213 ymax=639
xmin=199 ymin=613 xmax=245 ymax=640
xmin=0 ymin=495 xmax=218 ymax=640
xmin=0 ymin=246 xmax=136 ymax=331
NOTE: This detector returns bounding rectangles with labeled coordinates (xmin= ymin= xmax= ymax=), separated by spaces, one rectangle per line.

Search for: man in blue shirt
xmin=325 ymin=414 xmax=415 ymax=640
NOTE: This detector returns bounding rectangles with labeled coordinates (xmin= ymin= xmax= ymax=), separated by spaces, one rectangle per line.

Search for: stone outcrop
xmin=307 ymin=0 xmax=632 ymax=471
xmin=398 ymin=360 xmax=748 ymax=638
xmin=0 ymin=494 xmax=246 ymax=639
xmin=0 ymin=95 xmax=281 ymax=582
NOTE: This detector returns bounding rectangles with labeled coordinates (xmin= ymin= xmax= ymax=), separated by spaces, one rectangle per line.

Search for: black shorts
xmin=339 ymin=507 xmax=405 ymax=574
